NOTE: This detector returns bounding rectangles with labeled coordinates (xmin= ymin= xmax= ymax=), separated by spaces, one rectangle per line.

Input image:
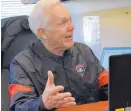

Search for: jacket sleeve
xmin=82 ymin=44 xmax=108 ymax=101
xmin=90 ymin=49 xmax=108 ymax=100
xmin=9 ymin=60 xmax=49 ymax=111
xmin=91 ymin=50 xmax=108 ymax=101
xmin=97 ymin=65 xmax=108 ymax=101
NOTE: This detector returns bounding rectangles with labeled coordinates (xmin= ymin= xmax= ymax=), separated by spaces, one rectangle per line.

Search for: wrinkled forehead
xmin=47 ymin=3 xmax=71 ymax=21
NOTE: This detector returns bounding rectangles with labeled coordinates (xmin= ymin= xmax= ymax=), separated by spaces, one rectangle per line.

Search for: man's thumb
xmin=47 ymin=71 xmax=54 ymax=86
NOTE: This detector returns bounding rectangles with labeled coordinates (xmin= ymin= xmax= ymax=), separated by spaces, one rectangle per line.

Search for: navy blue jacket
xmin=9 ymin=40 xmax=108 ymax=111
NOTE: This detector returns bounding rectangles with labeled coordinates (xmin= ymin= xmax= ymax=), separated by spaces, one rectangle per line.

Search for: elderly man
xmin=9 ymin=0 xmax=108 ymax=111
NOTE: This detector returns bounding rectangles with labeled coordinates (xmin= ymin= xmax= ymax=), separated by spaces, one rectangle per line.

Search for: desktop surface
xmin=56 ymin=101 xmax=108 ymax=111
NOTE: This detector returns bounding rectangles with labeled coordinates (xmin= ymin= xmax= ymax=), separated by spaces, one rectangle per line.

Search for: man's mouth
xmin=65 ymin=36 xmax=72 ymax=38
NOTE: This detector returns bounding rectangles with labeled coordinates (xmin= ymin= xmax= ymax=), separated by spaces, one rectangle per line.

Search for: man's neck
xmin=53 ymin=50 xmax=64 ymax=56
xmin=42 ymin=41 xmax=65 ymax=56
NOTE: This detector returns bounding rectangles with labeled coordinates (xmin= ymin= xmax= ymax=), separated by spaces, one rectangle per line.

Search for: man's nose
xmin=67 ymin=22 xmax=75 ymax=32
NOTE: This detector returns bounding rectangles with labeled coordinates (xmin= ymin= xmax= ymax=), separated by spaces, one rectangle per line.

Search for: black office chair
xmin=1 ymin=15 xmax=37 ymax=111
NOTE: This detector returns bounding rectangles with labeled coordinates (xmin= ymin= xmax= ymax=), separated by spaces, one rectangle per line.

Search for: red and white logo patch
xmin=75 ymin=64 xmax=85 ymax=77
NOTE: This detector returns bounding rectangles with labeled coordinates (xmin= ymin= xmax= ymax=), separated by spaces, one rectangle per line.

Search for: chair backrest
xmin=1 ymin=15 xmax=37 ymax=111
xmin=1 ymin=69 xmax=10 ymax=111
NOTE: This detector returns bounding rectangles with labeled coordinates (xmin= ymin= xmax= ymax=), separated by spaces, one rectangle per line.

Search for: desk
xmin=56 ymin=101 xmax=108 ymax=111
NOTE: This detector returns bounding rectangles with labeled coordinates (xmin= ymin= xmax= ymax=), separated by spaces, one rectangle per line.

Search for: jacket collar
xmin=30 ymin=39 xmax=73 ymax=63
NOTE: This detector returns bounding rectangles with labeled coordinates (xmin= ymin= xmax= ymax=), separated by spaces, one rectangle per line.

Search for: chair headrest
xmin=1 ymin=15 xmax=37 ymax=69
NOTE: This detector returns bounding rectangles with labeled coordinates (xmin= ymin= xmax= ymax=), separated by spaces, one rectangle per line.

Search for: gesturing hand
xmin=42 ymin=71 xmax=76 ymax=110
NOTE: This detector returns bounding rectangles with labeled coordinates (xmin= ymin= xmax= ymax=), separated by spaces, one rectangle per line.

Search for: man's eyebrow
xmin=59 ymin=16 xmax=71 ymax=21
xmin=60 ymin=17 xmax=68 ymax=20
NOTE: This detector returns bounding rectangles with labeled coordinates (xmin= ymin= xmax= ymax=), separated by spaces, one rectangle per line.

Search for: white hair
xmin=28 ymin=0 xmax=60 ymax=37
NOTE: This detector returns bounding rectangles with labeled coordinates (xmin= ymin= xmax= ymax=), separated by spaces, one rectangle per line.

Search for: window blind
xmin=1 ymin=0 xmax=35 ymax=19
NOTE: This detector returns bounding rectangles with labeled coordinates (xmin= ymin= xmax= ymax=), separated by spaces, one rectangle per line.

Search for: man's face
xmin=41 ymin=3 xmax=75 ymax=50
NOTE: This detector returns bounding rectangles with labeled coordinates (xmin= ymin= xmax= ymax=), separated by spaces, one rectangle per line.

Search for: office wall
xmin=84 ymin=7 xmax=131 ymax=52
xmin=72 ymin=7 xmax=131 ymax=56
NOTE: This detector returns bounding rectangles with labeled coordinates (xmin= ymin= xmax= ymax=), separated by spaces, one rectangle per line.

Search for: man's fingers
xmin=46 ymin=71 xmax=54 ymax=86
xmin=58 ymin=97 xmax=75 ymax=105
xmin=63 ymin=97 xmax=75 ymax=102
xmin=50 ymin=86 xmax=64 ymax=95
xmin=52 ymin=92 xmax=72 ymax=101
xmin=59 ymin=102 xmax=76 ymax=108
xmin=54 ymin=97 xmax=75 ymax=108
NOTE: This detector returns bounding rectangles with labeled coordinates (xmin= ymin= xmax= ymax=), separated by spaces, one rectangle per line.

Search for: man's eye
xmin=61 ymin=21 xmax=66 ymax=24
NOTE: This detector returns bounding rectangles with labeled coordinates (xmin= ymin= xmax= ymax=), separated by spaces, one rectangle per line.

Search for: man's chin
xmin=64 ymin=41 xmax=75 ymax=50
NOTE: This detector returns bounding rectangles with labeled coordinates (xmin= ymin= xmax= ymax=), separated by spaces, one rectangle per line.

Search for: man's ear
xmin=37 ymin=28 xmax=47 ymax=39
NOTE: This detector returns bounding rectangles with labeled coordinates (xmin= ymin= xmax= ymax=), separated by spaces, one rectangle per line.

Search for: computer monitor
xmin=109 ymin=54 xmax=131 ymax=111
xmin=101 ymin=47 xmax=131 ymax=70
